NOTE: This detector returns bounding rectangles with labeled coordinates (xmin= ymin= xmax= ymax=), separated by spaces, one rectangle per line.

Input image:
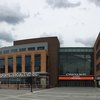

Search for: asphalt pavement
xmin=0 ymin=87 xmax=100 ymax=100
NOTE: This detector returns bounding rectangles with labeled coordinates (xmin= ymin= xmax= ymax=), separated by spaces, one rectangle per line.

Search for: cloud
xmin=88 ymin=0 xmax=100 ymax=7
xmin=34 ymin=12 xmax=40 ymax=17
xmin=0 ymin=31 xmax=15 ymax=42
xmin=40 ymin=32 xmax=51 ymax=37
xmin=46 ymin=0 xmax=81 ymax=8
xmin=0 ymin=5 xmax=29 ymax=25
xmin=0 ymin=42 xmax=2 ymax=47
xmin=75 ymin=37 xmax=95 ymax=46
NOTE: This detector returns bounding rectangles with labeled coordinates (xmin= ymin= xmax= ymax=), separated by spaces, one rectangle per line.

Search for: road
xmin=0 ymin=87 xmax=100 ymax=100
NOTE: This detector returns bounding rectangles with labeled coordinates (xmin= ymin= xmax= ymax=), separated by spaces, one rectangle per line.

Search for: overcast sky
xmin=0 ymin=0 xmax=100 ymax=47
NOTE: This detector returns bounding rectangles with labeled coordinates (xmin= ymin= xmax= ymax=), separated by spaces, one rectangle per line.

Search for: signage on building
xmin=58 ymin=76 xmax=94 ymax=80
xmin=66 ymin=73 xmax=86 ymax=76
xmin=0 ymin=72 xmax=44 ymax=78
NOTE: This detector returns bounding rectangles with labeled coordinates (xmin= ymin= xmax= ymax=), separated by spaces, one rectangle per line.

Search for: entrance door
xmin=59 ymin=80 xmax=94 ymax=87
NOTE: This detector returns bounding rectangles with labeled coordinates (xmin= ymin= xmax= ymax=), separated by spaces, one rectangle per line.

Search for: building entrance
xmin=59 ymin=80 xmax=94 ymax=87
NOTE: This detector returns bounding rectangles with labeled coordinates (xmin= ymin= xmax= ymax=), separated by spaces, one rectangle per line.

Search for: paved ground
xmin=0 ymin=87 xmax=100 ymax=100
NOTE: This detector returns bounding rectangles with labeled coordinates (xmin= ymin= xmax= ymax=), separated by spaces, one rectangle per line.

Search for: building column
xmin=41 ymin=52 xmax=46 ymax=72
xmin=5 ymin=56 xmax=8 ymax=74
xmin=94 ymin=47 xmax=97 ymax=87
xmin=31 ymin=53 xmax=35 ymax=72
xmin=22 ymin=54 xmax=25 ymax=72
xmin=13 ymin=55 xmax=16 ymax=74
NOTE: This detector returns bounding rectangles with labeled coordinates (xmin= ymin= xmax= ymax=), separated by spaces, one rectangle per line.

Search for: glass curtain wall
xmin=0 ymin=58 xmax=5 ymax=73
xmin=16 ymin=56 xmax=22 ymax=72
xmin=8 ymin=57 xmax=13 ymax=73
xmin=35 ymin=54 xmax=41 ymax=72
xmin=25 ymin=55 xmax=31 ymax=72
xmin=59 ymin=48 xmax=93 ymax=75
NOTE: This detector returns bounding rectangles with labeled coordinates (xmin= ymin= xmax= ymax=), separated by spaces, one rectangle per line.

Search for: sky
xmin=0 ymin=0 xmax=100 ymax=47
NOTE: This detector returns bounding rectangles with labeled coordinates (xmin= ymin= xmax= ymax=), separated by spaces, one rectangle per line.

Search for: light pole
xmin=8 ymin=77 xmax=9 ymax=88
xmin=17 ymin=71 xmax=20 ymax=90
xmin=31 ymin=62 xmax=33 ymax=92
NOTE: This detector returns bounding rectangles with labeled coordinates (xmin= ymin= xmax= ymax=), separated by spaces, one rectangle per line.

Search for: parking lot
xmin=0 ymin=87 xmax=100 ymax=100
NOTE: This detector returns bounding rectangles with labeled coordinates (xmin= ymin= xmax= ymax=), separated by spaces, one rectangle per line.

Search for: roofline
xmin=60 ymin=47 xmax=93 ymax=49
xmin=14 ymin=36 xmax=59 ymax=42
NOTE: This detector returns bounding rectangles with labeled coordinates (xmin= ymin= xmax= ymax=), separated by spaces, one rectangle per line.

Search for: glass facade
xmin=59 ymin=48 xmax=94 ymax=76
xmin=16 ymin=56 xmax=22 ymax=72
xmin=8 ymin=58 xmax=13 ymax=73
xmin=0 ymin=59 xmax=5 ymax=73
xmin=25 ymin=55 xmax=31 ymax=72
xmin=35 ymin=54 xmax=41 ymax=72
xmin=0 ymin=54 xmax=42 ymax=73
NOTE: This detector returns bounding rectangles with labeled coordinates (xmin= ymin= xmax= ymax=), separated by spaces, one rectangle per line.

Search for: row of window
xmin=0 ymin=54 xmax=41 ymax=73
xmin=60 ymin=48 xmax=93 ymax=53
xmin=0 ymin=46 xmax=45 ymax=54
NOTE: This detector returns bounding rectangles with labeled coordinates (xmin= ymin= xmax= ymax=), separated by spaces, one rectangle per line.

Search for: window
xmin=35 ymin=54 xmax=41 ymax=72
xmin=8 ymin=57 xmax=13 ymax=73
xmin=11 ymin=49 xmax=17 ymax=53
xmin=16 ymin=56 xmax=22 ymax=72
xmin=3 ymin=50 xmax=9 ymax=54
xmin=0 ymin=51 xmax=2 ymax=54
xmin=25 ymin=55 xmax=31 ymax=72
xmin=28 ymin=47 xmax=35 ymax=51
xmin=19 ymin=48 xmax=26 ymax=52
xmin=0 ymin=58 xmax=5 ymax=73
xmin=37 ymin=46 xmax=45 ymax=50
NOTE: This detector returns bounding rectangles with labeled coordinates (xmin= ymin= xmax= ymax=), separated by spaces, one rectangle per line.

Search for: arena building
xmin=0 ymin=33 xmax=100 ymax=88
xmin=0 ymin=37 xmax=59 ymax=89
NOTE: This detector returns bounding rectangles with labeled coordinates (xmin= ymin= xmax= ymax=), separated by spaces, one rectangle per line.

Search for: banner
xmin=59 ymin=76 xmax=94 ymax=80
